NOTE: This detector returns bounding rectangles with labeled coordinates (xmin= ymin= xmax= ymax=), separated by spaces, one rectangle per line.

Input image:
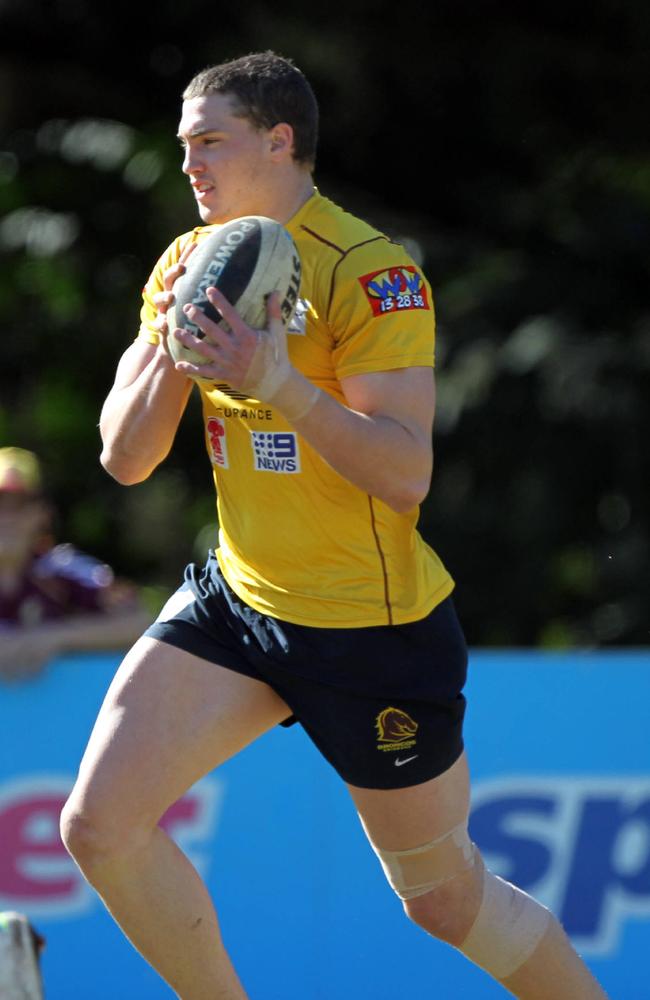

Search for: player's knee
xmin=403 ymin=861 xmax=483 ymax=945
xmin=60 ymin=791 xmax=148 ymax=874
xmin=380 ymin=823 xmax=553 ymax=981
xmin=456 ymin=862 xmax=552 ymax=981
xmin=60 ymin=795 xmax=116 ymax=869
xmin=372 ymin=819 xmax=482 ymax=944
xmin=404 ymin=859 xmax=554 ymax=981
xmin=372 ymin=820 xmax=553 ymax=977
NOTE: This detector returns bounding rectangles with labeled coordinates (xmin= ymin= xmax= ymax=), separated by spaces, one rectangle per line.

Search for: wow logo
xmin=359 ymin=266 xmax=430 ymax=316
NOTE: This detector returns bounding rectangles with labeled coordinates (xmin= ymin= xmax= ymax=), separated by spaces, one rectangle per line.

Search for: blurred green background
xmin=1 ymin=0 xmax=648 ymax=646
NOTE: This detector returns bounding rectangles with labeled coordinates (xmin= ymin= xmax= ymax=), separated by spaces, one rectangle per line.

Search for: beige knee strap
xmin=458 ymin=863 xmax=552 ymax=980
xmin=374 ymin=824 xmax=552 ymax=980
xmin=372 ymin=821 xmax=476 ymax=900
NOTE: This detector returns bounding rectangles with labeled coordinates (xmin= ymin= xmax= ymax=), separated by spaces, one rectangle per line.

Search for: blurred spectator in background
xmin=0 ymin=446 xmax=151 ymax=680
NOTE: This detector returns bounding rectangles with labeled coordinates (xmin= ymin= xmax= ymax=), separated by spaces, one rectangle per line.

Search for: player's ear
xmin=268 ymin=122 xmax=294 ymax=160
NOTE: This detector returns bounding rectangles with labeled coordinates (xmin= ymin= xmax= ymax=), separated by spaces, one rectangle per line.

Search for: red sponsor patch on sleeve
xmin=358 ymin=266 xmax=430 ymax=317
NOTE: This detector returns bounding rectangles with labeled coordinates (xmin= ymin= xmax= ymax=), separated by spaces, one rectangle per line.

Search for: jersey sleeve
xmin=328 ymin=241 xmax=436 ymax=379
xmin=137 ymin=230 xmax=199 ymax=345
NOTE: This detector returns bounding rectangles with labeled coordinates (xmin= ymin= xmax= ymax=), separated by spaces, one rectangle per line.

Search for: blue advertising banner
xmin=1 ymin=649 xmax=648 ymax=999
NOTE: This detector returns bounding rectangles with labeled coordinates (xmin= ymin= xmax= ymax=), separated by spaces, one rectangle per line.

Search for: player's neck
xmin=269 ymin=169 xmax=315 ymax=226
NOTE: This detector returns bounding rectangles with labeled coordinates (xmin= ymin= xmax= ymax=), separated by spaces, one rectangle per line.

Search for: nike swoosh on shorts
xmin=394 ymin=755 xmax=419 ymax=767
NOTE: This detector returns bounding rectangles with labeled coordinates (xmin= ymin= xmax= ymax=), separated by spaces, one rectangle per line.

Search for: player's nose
xmin=181 ymin=146 xmax=203 ymax=176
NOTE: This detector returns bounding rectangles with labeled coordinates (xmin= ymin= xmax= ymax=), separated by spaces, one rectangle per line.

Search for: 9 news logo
xmin=251 ymin=432 xmax=300 ymax=473
xmin=470 ymin=776 xmax=650 ymax=956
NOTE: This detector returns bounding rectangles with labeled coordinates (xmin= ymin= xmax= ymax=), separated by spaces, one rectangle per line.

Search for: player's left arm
xmin=292 ymin=364 xmax=435 ymax=513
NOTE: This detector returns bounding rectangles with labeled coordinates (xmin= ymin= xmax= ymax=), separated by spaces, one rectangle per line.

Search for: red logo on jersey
xmin=358 ymin=266 xmax=430 ymax=317
xmin=206 ymin=417 xmax=229 ymax=468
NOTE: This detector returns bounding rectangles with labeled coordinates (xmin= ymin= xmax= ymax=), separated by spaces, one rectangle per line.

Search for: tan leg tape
xmin=458 ymin=863 xmax=552 ymax=980
xmin=374 ymin=822 xmax=551 ymax=980
xmin=372 ymin=821 xmax=476 ymax=901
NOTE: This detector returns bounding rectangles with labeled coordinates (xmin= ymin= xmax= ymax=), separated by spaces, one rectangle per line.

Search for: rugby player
xmin=61 ymin=52 xmax=607 ymax=999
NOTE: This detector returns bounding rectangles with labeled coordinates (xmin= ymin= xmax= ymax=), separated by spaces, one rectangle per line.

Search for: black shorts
xmin=145 ymin=552 xmax=468 ymax=790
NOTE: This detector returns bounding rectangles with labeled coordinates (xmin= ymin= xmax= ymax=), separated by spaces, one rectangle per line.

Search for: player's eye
xmin=177 ymin=135 xmax=221 ymax=153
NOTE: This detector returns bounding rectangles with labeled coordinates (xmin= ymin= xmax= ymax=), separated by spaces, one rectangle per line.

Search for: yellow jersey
xmin=139 ymin=191 xmax=453 ymax=627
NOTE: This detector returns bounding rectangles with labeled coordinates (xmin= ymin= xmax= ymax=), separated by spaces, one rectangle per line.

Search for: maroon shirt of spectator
xmin=0 ymin=446 xmax=150 ymax=679
xmin=0 ymin=446 xmax=113 ymax=624
xmin=0 ymin=542 xmax=115 ymax=626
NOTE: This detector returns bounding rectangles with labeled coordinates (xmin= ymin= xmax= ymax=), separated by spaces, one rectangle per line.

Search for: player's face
xmin=178 ymin=93 xmax=277 ymax=225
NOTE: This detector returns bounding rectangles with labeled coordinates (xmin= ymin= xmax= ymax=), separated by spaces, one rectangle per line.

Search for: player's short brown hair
xmin=183 ymin=51 xmax=319 ymax=168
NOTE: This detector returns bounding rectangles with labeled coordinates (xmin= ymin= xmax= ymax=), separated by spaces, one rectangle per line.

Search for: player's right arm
xmin=99 ymin=248 xmax=196 ymax=485
xmin=99 ymin=340 xmax=192 ymax=485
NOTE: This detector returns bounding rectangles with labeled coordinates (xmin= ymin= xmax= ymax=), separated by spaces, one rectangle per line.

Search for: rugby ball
xmin=169 ymin=216 xmax=301 ymax=372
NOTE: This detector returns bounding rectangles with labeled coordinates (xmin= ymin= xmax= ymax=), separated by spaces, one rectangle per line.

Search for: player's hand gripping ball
xmin=169 ymin=216 xmax=301 ymax=378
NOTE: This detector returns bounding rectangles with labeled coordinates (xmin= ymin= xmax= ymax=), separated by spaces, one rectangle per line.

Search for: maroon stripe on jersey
xmin=299 ymin=226 xmax=394 ymax=316
xmin=326 ymin=237 xmax=391 ymax=316
xmin=367 ymin=495 xmax=393 ymax=625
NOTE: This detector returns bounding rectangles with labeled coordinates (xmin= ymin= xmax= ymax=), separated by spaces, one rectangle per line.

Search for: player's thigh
xmin=70 ymin=636 xmax=290 ymax=830
xmin=347 ymin=751 xmax=471 ymax=851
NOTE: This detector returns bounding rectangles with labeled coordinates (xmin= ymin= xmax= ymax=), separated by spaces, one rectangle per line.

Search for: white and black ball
xmin=169 ymin=215 xmax=301 ymax=371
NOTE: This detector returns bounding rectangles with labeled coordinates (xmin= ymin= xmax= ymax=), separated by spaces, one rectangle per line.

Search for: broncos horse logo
xmin=375 ymin=707 xmax=419 ymax=750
